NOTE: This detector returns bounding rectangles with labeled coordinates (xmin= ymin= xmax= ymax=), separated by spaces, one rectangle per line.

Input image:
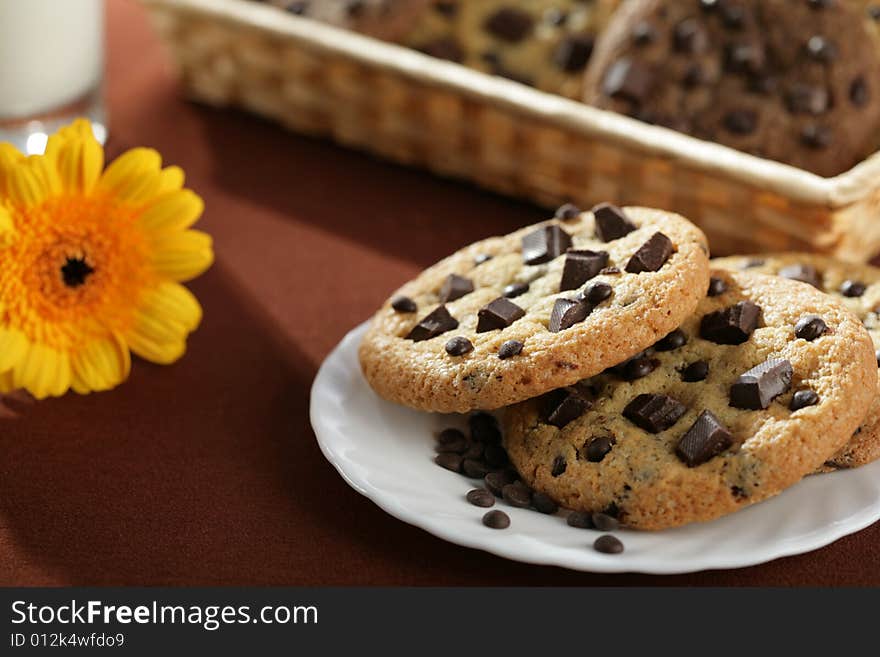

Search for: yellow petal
xmin=0 ymin=326 xmax=27 ymax=372
xmin=51 ymin=126 xmax=104 ymax=194
xmin=71 ymin=333 xmax=131 ymax=392
xmin=0 ymin=368 xmax=14 ymax=394
xmin=151 ymin=230 xmax=214 ymax=282
xmin=97 ymin=147 xmax=162 ymax=204
xmin=156 ymin=165 xmax=184 ymax=195
xmin=143 ymin=282 xmax=203 ymax=332
xmin=5 ymin=164 xmax=48 ymax=207
xmin=28 ymin=155 xmax=61 ymax=198
xmin=0 ymin=143 xmax=24 ymax=196
xmin=13 ymin=342 xmax=71 ymax=399
xmin=140 ymin=190 xmax=204 ymax=234
xmin=126 ymin=332 xmax=186 ymax=365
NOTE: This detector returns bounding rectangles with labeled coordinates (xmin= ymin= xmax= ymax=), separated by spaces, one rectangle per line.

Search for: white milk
xmin=0 ymin=0 xmax=104 ymax=120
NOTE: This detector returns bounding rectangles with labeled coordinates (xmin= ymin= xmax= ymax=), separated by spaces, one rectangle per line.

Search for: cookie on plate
xmin=713 ymin=253 xmax=880 ymax=470
xmin=402 ymin=0 xmax=620 ymax=98
xmin=359 ymin=204 xmax=709 ymax=413
xmin=503 ymin=269 xmax=876 ymax=530
xmin=583 ymin=0 xmax=880 ymax=176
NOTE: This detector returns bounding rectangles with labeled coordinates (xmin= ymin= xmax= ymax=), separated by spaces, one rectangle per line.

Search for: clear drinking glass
xmin=0 ymin=0 xmax=106 ymax=154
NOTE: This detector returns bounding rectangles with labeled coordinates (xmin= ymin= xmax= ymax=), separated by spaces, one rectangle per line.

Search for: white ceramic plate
xmin=310 ymin=322 xmax=880 ymax=574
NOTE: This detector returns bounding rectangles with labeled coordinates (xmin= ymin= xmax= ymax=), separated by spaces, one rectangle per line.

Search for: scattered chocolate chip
xmin=482 ymin=510 xmax=510 ymax=529
xmin=549 ymin=298 xmax=592 ymax=332
xmin=555 ymin=35 xmax=594 ymax=72
xmin=433 ymin=0 xmax=456 ymax=17
xmin=543 ymin=388 xmax=592 ymax=428
xmin=655 ymin=328 xmax=687 ymax=351
xmin=779 ymin=263 xmax=821 ymax=288
xmin=805 ymin=35 xmax=837 ymax=63
xmin=445 ymin=336 xmax=474 ymax=357
xmin=681 ymin=360 xmax=709 ymax=382
xmin=498 ymin=339 xmax=524 ymax=360
xmin=567 ymin=511 xmax=594 ymax=529
xmin=485 ymin=470 xmax=517 ymax=496
xmin=700 ymin=301 xmax=761 ymax=344
xmin=724 ymin=43 xmax=764 ymax=75
xmin=474 ymin=253 xmax=493 ymax=265
xmin=502 ymin=482 xmax=532 ymax=508
xmin=730 ymin=358 xmax=793 ymax=410
xmin=748 ymin=75 xmax=778 ymax=95
xmin=625 ymin=232 xmax=673 ymax=273
xmin=723 ymin=109 xmax=758 ymax=135
xmin=676 ymin=410 xmax=734 ymax=467
xmin=470 ymin=413 xmax=501 ymax=444
xmin=840 ymin=280 xmax=867 ymax=297
xmin=554 ymin=203 xmax=581 ymax=220
xmin=466 ymin=488 xmax=495 ymax=508
xmin=851 ymin=76 xmax=870 ymax=107
xmin=623 ymin=393 xmax=687 ymax=433
xmin=532 ymin=492 xmax=559 ymax=514
xmin=801 ymin=124 xmax=831 ymax=149
xmin=586 ymin=435 xmax=615 ymax=462
xmin=673 ymin=18 xmax=708 ymax=54
xmin=785 ymin=84 xmax=830 ymax=115
xmin=484 ymin=444 xmax=509 ymax=468
xmin=707 ymin=277 xmax=728 ymax=296
xmin=581 ymin=282 xmax=613 ymax=305
xmin=560 ymin=250 xmax=609 ymax=291
xmin=484 ymin=8 xmax=533 ymax=42
xmin=436 ymin=428 xmax=468 ymax=453
xmin=719 ymin=3 xmax=745 ymax=28
xmin=551 ymin=455 xmax=567 ymax=477
xmin=463 ymin=458 xmax=491 ymax=479
xmin=439 ymin=274 xmax=474 ymax=303
xmin=522 ymin=225 xmax=572 ymax=265
xmin=682 ymin=63 xmax=704 ymax=88
xmin=593 ymin=535 xmax=624 ymax=554
xmin=790 ymin=389 xmax=820 ymax=411
xmin=391 ymin=295 xmax=417 ymax=313
xmin=631 ymin=20 xmax=657 ymax=45
xmin=503 ymin=282 xmax=529 ymax=298
xmin=463 ymin=443 xmax=484 ymax=460
xmin=477 ymin=297 xmax=525 ymax=332
xmin=622 ymin=355 xmax=658 ymax=381
xmin=435 ymin=452 xmax=463 ymax=473
xmin=407 ymin=305 xmax=459 ymax=341
xmin=419 ymin=36 xmax=464 ymax=62
xmin=593 ymin=203 xmax=637 ymax=241
xmin=592 ymin=513 xmax=620 ymax=531
xmin=794 ymin=315 xmax=827 ymax=341
xmin=602 ymin=58 xmax=654 ymax=104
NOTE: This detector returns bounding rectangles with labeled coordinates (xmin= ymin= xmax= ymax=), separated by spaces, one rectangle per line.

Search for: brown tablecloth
xmin=1 ymin=0 xmax=878 ymax=586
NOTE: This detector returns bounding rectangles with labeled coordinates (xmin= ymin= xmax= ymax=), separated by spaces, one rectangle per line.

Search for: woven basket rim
xmin=143 ymin=0 xmax=880 ymax=208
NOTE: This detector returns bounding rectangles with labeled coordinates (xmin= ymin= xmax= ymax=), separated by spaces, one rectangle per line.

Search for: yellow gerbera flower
xmin=0 ymin=119 xmax=213 ymax=399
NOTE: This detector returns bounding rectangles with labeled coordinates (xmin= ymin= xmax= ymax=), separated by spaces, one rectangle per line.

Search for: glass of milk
xmin=0 ymin=0 xmax=106 ymax=154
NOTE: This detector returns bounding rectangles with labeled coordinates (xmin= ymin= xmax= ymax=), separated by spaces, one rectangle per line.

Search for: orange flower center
xmin=0 ymin=194 xmax=154 ymax=350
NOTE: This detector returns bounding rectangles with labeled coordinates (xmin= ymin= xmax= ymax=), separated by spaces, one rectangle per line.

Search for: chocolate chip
xmin=586 ymin=435 xmax=615 ymax=462
xmin=581 ymin=282 xmax=613 ymax=304
xmin=445 ymin=336 xmax=473 ymax=357
xmin=555 ymin=203 xmax=581 ymax=220
xmin=433 ymin=0 xmax=456 ymax=17
xmin=560 ymin=250 xmax=609 ymax=291
xmin=484 ymin=444 xmax=509 ymax=468
xmin=555 ymin=35 xmax=594 ymax=72
xmin=655 ymin=328 xmax=687 ymax=351
xmin=419 ymin=37 xmax=464 ymax=62
xmin=567 ymin=511 xmax=594 ymax=529
xmin=730 ymin=358 xmax=793 ymax=410
xmin=719 ymin=3 xmax=745 ymax=28
xmin=474 ymin=253 xmax=493 ymax=265
xmin=790 ymin=389 xmax=820 ymax=411
xmin=794 ymin=315 xmax=827 ymax=341
xmin=469 ymin=413 xmax=501 ymax=444
xmin=785 ymin=84 xmax=830 ymax=115
xmin=840 ymin=280 xmax=867 ymax=297
xmin=681 ymin=360 xmax=709 ymax=382
xmin=602 ymin=58 xmax=654 ymax=104
xmin=498 ymin=340 xmax=524 ymax=360
xmin=593 ymin=203 xmax=637 ymax=241
xmin=707 ymin=277 xmax=728 ymax=296
xmin=485 ymin=470 xmax=517 ymax=496
xmin=632 ymin=20 xmax=657 ymax=45
xmin=676 ymin=410 xmax=734 ymax=467
xmin=407 ymin=305 xmax=459 ymax=341
xmin=466 ymin=488 xmax=495 ymax=508
xmin=532 ymin=492 xmax=559 ymax=515
xmin=600 ymin=266 xmax=621 ymax=275
xmin=543 ymin=388 xmax=592 ymax=428
xmin=682 ymin=63 xmax=704 ymax=88
xmin=463 ymin=443 xmax=484 ymax=460
xmin=439 ymin=274 xmax=474 ymax=303
xmin=436 ymin=428 xmax=468 ymax=453
xmin=673 ymin=18 xmax=708 ymax=54
xmin=482 ymin=510 xmax=510 ymax=529
xmin=851 ymin=77 xmax=869 ymax=107
xmin=502 ymin=482 xmax=532 ymax=508
xmin=463 ymin=458 xmax=491 ymax=479
xmin=623 ymin=394 xmax=687 ymax=433
xmin=551 ymin=455 xmax=567 ymax=477
xmin=801 ymin=124 xmax=831 ymax=149
xmin=700 ymin=301 xmax=761 ymax=344
xmin=748 ymin=75 xmax=778 ymax=95
xmin=622 ymin=355 xmax=658 ymax=381
xmin=779 ymin=263 xmax=821 ymax=288
xmin=549 ymin=298 xmax=592 ymax=332
xmin=391 ymin=295 xmax=417 ymax=313
xmin=625 ymin=232 xmax=673 ymax=273
xmin=805 ymin=35 xmax=837 ymax=63
xmin=484 ymin=8 xmax=533 ymax=43
xmin=723 ymin=43 xmax=764 ymax=75
xmin=592 ymin=513 xmax=620 ymax=531
xmin=522 ymin=225 xmax=572 ymax=264
xmin=723 ymin=109 xmax=758 ymax=135
xmin=503 ymin=282 xmax=529 ymax=298
xmin=870 ymin=5 xmax=880 ymax=20
xmin=477 ymin=298 xmax=525 ymax=332
xmin=435 ymin=452 xmax=463 ymax=473
xmin=594 ymin=535 xmax=624 ymax=554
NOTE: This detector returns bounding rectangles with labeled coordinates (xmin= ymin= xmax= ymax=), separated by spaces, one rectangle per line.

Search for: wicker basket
xmin=143 ymin=0 xmax=880 ymax=260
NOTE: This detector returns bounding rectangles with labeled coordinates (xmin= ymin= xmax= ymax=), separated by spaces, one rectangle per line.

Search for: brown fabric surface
xmin=0 ymin=0 xmax=877 ymax=586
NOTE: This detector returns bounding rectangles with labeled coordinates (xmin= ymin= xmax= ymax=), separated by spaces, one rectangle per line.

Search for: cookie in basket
xmin=502 ymin=269 xmax=876 ymax=530
xmin=583 ymin=0 xmax=880 ymax=176
xmin=359 ymin=204 xmax=709 ymax=413
xmin=266 ymin=0 xmax=431 ymax=40
xmin=402 ymin=0 xmax=620 ymax=98
xmin=714 ymin=253 xmax=880 ymax=470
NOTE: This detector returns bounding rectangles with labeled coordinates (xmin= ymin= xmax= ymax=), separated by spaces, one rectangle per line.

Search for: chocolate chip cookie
xmin=359 ymin=205 xmax=709 ymax=412
xmin=583 ymin=0 xmax=880 ymax=176
xmin=714 ymin=253 xmax=880 ymax=470
xmin=265 ymin=0 xmax=430 ymax=40
xmin=402 ymin=0 xmax=620 ymax=98
xmin=503 ymin=269 xmax=876 ymax=530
